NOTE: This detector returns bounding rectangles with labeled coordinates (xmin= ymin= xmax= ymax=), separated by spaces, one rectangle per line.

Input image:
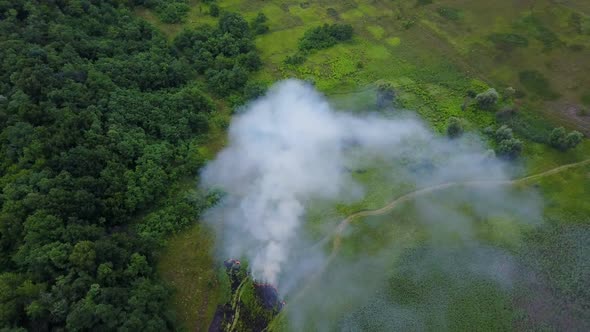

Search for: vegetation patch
xmin=488 ymin=33 xmax=529 ymax=52
xmin=299 ymin=23 xmax=354 ymax=51
xmin=437 ymin=7 xmax=462 ymax=21
xmin=518 ymin=70 xmax=560 ymax=100
xmin=515 ymin=15 xmax=562 ymax=51
xmin=367 ymin=25 xmax=385 ymax=39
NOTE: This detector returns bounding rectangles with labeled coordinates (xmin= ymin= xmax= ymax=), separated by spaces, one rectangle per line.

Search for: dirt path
xmin=290 ymin=158 xmax=590 ymax=302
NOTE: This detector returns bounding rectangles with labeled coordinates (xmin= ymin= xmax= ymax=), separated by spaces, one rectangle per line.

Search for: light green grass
xmin=157 ymin=224 xmax=221 ymax=331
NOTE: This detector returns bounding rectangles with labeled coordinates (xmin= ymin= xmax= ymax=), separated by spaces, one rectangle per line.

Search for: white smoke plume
xmin=201 ymin=80 xmax=431 ymax=285
xmin=200 ymin=79 xmax=542 ymax=316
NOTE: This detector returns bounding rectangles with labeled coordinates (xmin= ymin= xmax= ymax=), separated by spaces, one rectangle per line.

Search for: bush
xmin=447 ymin=117 xmax=464 ymax=139
xmin=158 ymin=2 xmax=190 ymax=24
xmin=549 ymin=127 xmax=584 ymax=151
xmin=437 ymin=7 xmax=462 ymax=21
xmin=495 ymin=125 xmax=513 ymax=140
xmin=299 ymin=24 xmax=353 ymax=51
xmin=497 ymin=138 xmax=523 ymax=159
xmin=219 ymin=12 xmax=250 ymax=38
xmin=210 ymin=4 xmax=220 ymax=17
xmin=251 ymin=13 xmax=269 ymax=35
xmin=284 ymin=53 xmax=307 ymax=65
xmin=475 ymin=88 xmax=499 ymax=110
xmin=243 ymin=81 xmax=267 ymax=100
xmin=376 ymin=82 xmax=396 ymax=109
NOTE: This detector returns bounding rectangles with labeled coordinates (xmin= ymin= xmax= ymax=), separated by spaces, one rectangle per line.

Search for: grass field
xmin=134 ymin=0 xmax=590 ymax=330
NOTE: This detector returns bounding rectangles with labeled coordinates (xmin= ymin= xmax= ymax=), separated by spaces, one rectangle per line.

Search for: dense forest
xmin=0 ymin=0 xmax=257 ymax=330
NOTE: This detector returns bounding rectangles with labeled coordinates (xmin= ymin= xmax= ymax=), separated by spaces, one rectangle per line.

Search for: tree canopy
xmin=0 ymin=1 xmax=224 ymax=330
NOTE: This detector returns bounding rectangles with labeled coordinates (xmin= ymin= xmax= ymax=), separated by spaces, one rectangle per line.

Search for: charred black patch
xmin=254 ymin=283 xmax=285 ymax=311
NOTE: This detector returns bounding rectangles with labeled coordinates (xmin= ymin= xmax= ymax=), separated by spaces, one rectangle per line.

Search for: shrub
xmin=475 ymin=88 xmax=499 ymax=110
xmin=447 ymin=117 xmax=464 ymax=139
xmin=497 ymin=138 xmax=523 ymax=159
xmin=495 ymin=125 xmax=513 ymax=140
xmin=251 ymin=13 xmax=269 ymax=35
xmin=210 ymin=4 xmax=220 ymax=17
xmin=284 ymin=53 xmax=307 ymax=65
xmin=549 ymin=127 xmax=584 ymax=151
xmin=158 ymin=2 xmax=190 ymax=24
xmin=376 ymin=82 xmax=396 ymax=109
xmin=437 ymin=7 xmax=462 ymax=21
xmin=299 ymin=24 xmax=353 ymax=51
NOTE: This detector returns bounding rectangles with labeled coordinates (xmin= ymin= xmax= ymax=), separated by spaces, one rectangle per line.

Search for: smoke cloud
xmin=201 ymin=79 xmax=542 ymax=329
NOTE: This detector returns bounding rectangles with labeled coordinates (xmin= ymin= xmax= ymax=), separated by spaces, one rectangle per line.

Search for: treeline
xmin=136 ymin=0 xmax=190 ymax=23
xmin=0 ymin=0 xmax=240 ymax=330
xmin=174 ymin=12 xmax=262 ymax=96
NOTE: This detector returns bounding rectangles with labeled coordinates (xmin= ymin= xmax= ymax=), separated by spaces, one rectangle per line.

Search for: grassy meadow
xmin=134 ymin=0 xmax=590 ymax=330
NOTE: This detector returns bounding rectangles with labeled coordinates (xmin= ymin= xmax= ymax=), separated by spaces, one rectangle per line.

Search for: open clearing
xmin=134 ymin=0 xmax=590 ymax=330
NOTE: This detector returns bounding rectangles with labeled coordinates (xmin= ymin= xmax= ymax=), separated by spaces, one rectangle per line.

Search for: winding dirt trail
xmin=290 ymin=158 xmax=590 ymax=302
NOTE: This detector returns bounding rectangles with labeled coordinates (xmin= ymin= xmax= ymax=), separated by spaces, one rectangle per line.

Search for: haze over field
xmin=202 ymin=81 xmax=543 ymax=324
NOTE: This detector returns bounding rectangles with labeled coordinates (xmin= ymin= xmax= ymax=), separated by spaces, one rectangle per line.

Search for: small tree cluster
xmin=549 ymin=127 xmax=584 ymax=151
xmin=493 ymin=125 xmax=523 ymax=159
xmin=475 ymin=88 xmax=500 ymax=110
xmin=446 ymin=117 xmax=464 ymax=139
xmin=173 ymin=13 xmax=261 ymax=95
xmin=142 ymin=0 xmax=191 ymax=23
xmin=209 ymin=3 xmax=220 ymax=17
xmin=251 ymin=13 xmax=269 ymax=35
xmin=299 ymin=23 xmax=353 ymax=51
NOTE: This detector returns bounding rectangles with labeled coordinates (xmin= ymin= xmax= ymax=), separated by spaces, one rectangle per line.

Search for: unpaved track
xmin=290 ymin=158 xmax=590 ymax=302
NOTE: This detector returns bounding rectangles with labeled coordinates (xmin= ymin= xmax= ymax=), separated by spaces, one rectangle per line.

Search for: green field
xmin=134 ymin=0 xmax=590 ymax=330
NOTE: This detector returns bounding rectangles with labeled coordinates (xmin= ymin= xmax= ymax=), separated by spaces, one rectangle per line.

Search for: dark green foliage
xmin=284 ymin=53 xmax=307 ymax=65
xmin=497 ymin=110 xmax=553 ymax=143
xmin=518 ymin=70 xmax=560 ymax=100
xmin=518 ymin=16 xmax=562 ymax=50
xmin=327 ymin=8 xmax=339 ymax=19
xmin=243 ymin=81 xmax=268 ymax=101
xmin=475 ymin=88 xmax=499 ymax=110
xmin=141 ymin=0 xmax=190 ymax=23
xmin=299 ymin=24 xmax=354 ymax=51
xmin=416 ymin=0 xmax=433 ymax=6
xmin=173 ymin=13 xmax=260 ymax=96
xmin=158 ymin=2 xmax=190 ymax=23
xmin=376 ymin=82 xmax=396 ymax=109
xmin=488 ymin=33 xmax=529 ymax=51
xmin=437 ymin=7 xmax=462 ymax=21
xmin=497 ymin=137 xmax=523 ymax=159
xmin=488 ymin=126 xmax=523 ymax=159
xmin=0 ymin=1 xmax=216 ymax=330
xmin=251 ymin=13 xmax=269 ymax=35
xmin=210 ymin=3 xmax=220 ymax=17
xmin=495 ymin=125 xmax=514 ymax=141
xmin=219 ymin=12 xmax=250 ymax=38
xmin=446 ymin=117 xmax=463 ymax=138
xmin=549 ymin=127 xmax=584 ymax=151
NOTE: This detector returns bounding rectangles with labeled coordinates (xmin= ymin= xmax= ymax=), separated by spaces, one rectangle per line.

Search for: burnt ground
xmin=254 ymin=284 xmax=285 ymax=311
xmin=207 ymin=304 xmax=233 ymax=332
